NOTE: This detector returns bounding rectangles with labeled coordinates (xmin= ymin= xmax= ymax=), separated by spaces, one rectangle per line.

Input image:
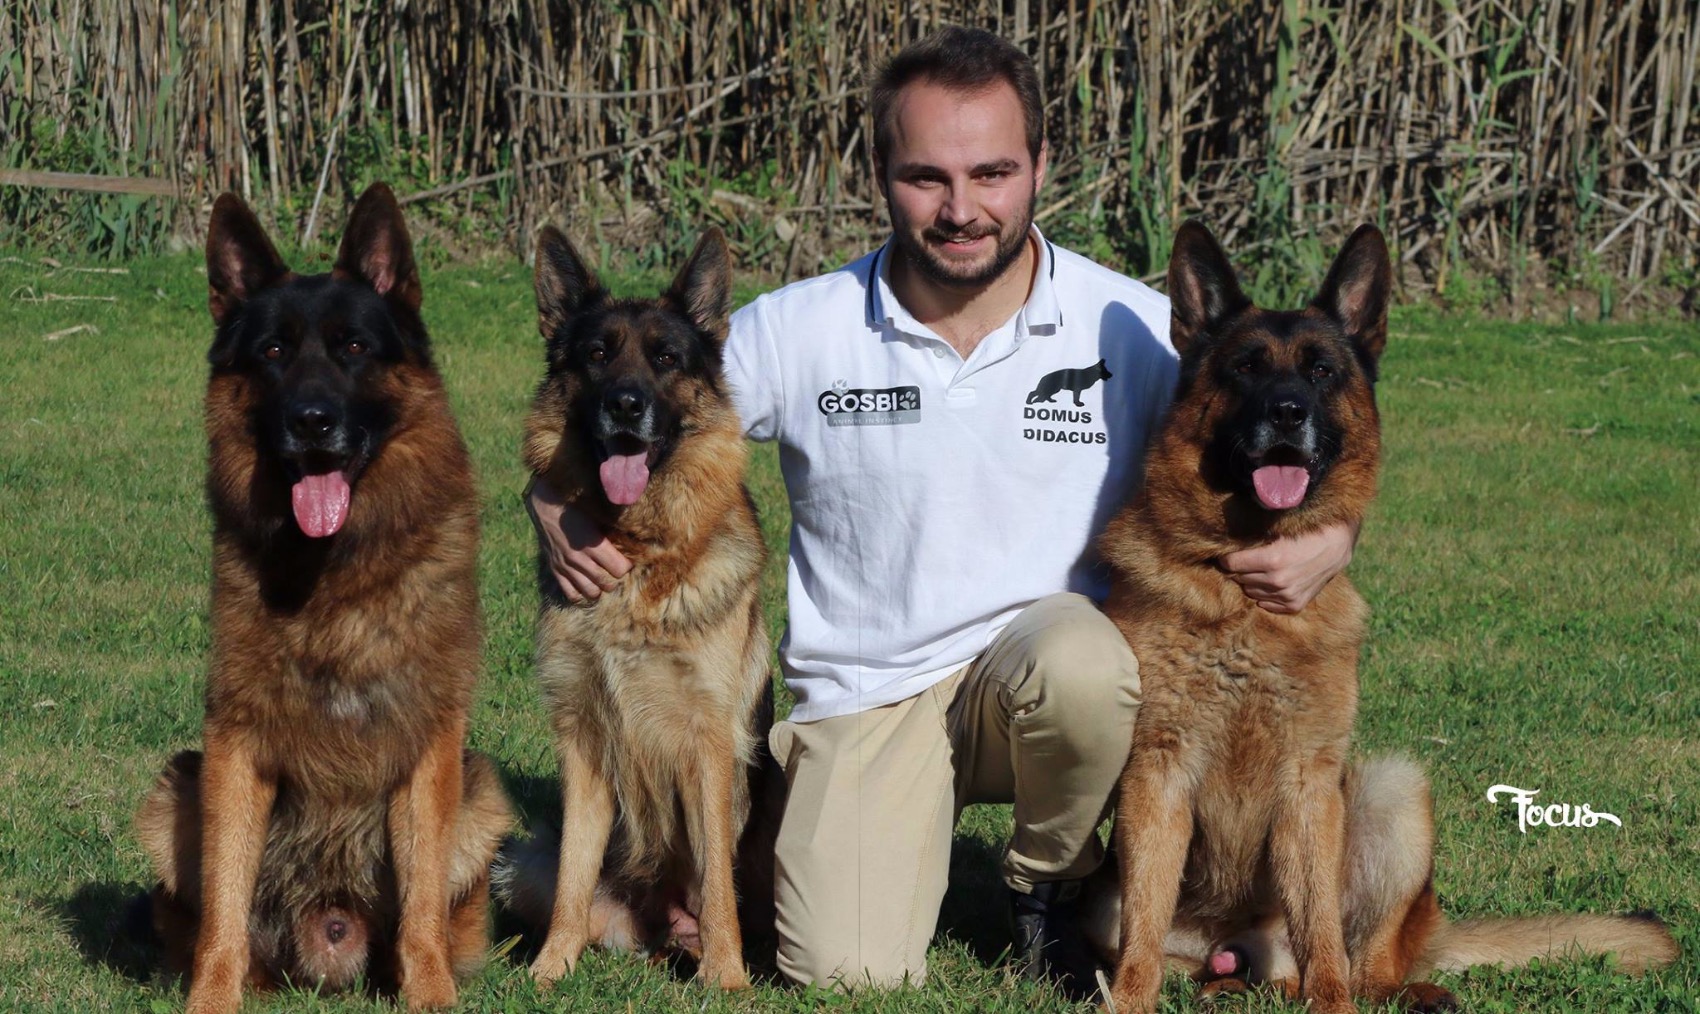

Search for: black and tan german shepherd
xmin=1087 ymin=222 xmax=1677 ymax=1013
xmin=134 ymin=184 xmax=512 ymax=1014
xmin=494 ymin=227 xmax=773 ymax=991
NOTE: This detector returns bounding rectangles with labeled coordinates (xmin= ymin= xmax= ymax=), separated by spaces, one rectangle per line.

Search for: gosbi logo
xmin=1023 ymin=359 xmax=1110 ymax=445
xmin=818 ymin=380 xmax=921 ymax=426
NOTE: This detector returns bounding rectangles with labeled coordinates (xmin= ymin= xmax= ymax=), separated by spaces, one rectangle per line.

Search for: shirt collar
xmin=865 ymin=225 xmax=1062 ymax=337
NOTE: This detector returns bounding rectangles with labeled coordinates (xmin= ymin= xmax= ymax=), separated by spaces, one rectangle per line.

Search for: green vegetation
xmin=0 ymin=253 xmax=1695 ymax=1011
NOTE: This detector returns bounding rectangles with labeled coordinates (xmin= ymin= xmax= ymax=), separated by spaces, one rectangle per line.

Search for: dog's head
xmin=531 ymin=227 xmax=733 ymax=507
xmin=1164 ymin=221 xmax=1391 ymax=523
xmin=204 ymin=183 xmax=428 ymax=538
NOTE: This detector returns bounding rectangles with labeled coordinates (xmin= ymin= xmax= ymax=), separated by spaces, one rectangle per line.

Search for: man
xmin=528 ymin=27 xmax=1356 ymax=997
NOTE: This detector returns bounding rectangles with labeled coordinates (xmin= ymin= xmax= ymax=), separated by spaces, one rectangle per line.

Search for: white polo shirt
xmin=724 ymin=229 xmax=1176 ymax=723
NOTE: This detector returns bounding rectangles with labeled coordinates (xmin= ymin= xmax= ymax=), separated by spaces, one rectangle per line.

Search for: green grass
xmin=1 ymin=251 xmax=1696 ymax=1012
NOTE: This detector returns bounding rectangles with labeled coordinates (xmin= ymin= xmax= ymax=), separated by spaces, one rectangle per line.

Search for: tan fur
xmin=507 ymin=228 xmax=771 ymax=991
xmin=1421 ymin=914 xmax=1680 ymax=977
xmin=134 ymin=186 xmax=513 ymax=1014
xmin=1097 ymin=224 xmax=1675 ymax=1013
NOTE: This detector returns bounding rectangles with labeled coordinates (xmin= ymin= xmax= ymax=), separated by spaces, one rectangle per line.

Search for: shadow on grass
xmin=498 ymin=769 xmax=562 ymax=826
xmin=938 ymin=833 xmax=1019 ymax=968
xmin=488 ymin=768 xmax=789 ymax=988
xmin=51 ymin=880 xmax=163 ymax=983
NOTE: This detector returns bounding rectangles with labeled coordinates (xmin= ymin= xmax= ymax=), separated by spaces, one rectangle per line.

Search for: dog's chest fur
xmin=1114 ymin=570 xmax=1366 ymax=914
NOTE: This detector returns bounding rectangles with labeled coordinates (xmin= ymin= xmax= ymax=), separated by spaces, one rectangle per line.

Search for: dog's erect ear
xmin=206 ymin=193 xmax=289 ymax=328
xmin=534 ymin=226 xmax=604 ymax=339
xmin=1167 ymin=220 xmax=1250 ymax=356
xmin=1312 ymin=224 xmax=1392 ymax=365
xmin=666 ymin=228 xmax=733 ymax=341
xmin=333 ymin=182 xmax=422 ymax=313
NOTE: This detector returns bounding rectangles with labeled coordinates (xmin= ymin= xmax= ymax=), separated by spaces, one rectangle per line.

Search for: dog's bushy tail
xmin=1422 ymin=911 xmax=1678 ymax=975
xmin=490 ymin=825 xmax=560 ymax=933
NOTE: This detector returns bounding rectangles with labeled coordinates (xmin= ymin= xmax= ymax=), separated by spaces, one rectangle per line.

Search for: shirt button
xmin=933 ymin=347 xmax=947 ymax=358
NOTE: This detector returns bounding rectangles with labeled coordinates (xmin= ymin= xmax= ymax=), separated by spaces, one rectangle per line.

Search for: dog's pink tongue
xmin=291 ymin=472 xmax=351 ymax=538
xmin=599 ymin=453 xmax=650 ymax=506
xmin=1252 ymin=465 xmax=1309 ymax=510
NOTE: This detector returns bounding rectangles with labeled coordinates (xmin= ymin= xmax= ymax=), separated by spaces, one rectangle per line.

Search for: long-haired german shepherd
xmin=134 ymin=184 xmax=512 ymax=1014
xmin=1090 ymin=223 xmax=1677 ymax=1013
xmin=493 ymin=227 xmax=772 ymax=991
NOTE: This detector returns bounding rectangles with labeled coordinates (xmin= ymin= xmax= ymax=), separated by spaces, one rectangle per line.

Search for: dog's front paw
xmin=529 ymin=935 xmax=584 ymax=988
xmin=1105 ymin=965 xmax=1162 ymax=1014
xmin=184 ymin=955 xmax=246 ymax=1014
xmin=696 ymin=954 xmax=750 ymax=991
xmin=184 ymin=981 xmax=242 ymax=1014
xmin=400 ymin=952 xmax=457 ymax=1010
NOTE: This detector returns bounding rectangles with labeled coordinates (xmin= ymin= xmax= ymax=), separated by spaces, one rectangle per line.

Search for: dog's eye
xmin=1235 ymin=359 xmax=1256 ymax=375
xmin=1310 ymin=363 xmax=1333 ymax=380
xmin=587 ymin=347 xmax=607 ymax=364
xmin=345 ymin=339 xmax=369 ymax=356
xmin=653 ymin=351 xmax=677 ymax=369
xmin=261 ymin=343 xmax=284 ymax=361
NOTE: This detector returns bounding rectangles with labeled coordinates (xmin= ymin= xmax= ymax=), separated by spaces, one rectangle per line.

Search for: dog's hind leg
xmin=682 ymin=729 xmax=751 ymax=990
xmin=135 ymin=752 xmax=206 ymax=976
xmin=1340 ymin=756 xmax=1456 ymax=1010
xmin=531 ymin=732 xmax=616 ymax=986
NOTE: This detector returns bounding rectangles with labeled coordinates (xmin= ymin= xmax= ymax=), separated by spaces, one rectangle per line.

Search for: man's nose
xmin=938 ymin=185 xmax=977 ymax=228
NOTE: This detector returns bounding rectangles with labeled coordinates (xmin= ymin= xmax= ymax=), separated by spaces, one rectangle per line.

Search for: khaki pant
xmin=768 ymin=592 xmax=1141 ymax=988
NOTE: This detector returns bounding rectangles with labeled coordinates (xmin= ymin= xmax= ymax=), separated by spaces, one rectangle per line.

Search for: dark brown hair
xmin=870 ymin=26 xmax=1045 ymax=171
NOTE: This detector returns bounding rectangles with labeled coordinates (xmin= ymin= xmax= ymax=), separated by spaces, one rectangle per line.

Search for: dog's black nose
xmin=605 ymin=388 xmax=649 ymax=426
xmin=1270 ymin=399 xmax=1307 ymax=430
xmin=289 ymin=402 xmax=339 ymax=439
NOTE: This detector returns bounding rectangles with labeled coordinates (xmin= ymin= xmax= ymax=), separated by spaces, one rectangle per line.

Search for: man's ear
xmin=333 ymin=182 xmax=422 ymax=313
xmin=1312 ymin=224 xmax=1392 ymax=365
xmin=666 ymin=228 xmax=733 ymax=341
xmin=206 ymin=193 xmax=288 ymax=327
xmin=1167 ymin=220 xmax=1250 ymax=356
xmin=534 ymin=226 xmax=604 ymax=340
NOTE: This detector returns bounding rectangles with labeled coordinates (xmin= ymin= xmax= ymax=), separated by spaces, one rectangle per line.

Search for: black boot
xmin=1009 ymin=880 xmax=1101 ymax=1003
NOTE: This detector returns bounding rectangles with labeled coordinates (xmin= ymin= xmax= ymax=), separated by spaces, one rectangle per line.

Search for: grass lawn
xmin=1 ymin=249 xmax=1695 ymax=1012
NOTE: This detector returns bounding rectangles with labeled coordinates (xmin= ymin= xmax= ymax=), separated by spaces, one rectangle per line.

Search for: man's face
xmin=881 ymin=78 xmax=1046 ymax=290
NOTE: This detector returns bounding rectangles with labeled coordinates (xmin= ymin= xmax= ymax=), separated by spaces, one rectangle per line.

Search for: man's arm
xmin=1218 ymin=519 xmax=1360 ymax=614
xmin=524 ymin=477 xmax=631 ymax=603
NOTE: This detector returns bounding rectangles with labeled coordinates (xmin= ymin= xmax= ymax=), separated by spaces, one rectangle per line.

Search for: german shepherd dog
xmin=1091 ymin=223 xmax=1677 ymax=1013
xmin=1028 ymin=358 xmax=1113 ymax=406
xmin=493 ymin=227 xmax=772 ymax=990
xmin=134 ymin=184 xmax=512 ymax=1014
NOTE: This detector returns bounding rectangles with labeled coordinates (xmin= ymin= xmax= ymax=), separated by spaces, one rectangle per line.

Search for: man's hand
xmin=524 ymin=476 xmax=632 ymax=602
xmin=1218 ymin=520 xmax=1360 ymax=614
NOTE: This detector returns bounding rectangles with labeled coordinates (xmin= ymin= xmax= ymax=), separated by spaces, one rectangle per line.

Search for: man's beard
xmin=892 ymin=194 xmax=1035 ymax=289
